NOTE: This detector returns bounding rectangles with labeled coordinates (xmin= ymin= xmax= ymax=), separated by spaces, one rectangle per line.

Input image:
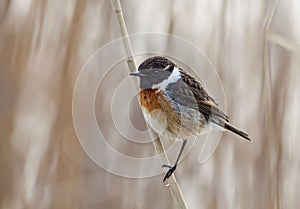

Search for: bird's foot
xmin=162 ymin=164 xmax=177 ymax=182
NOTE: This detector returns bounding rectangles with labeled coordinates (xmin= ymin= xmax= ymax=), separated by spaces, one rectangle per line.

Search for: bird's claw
xmin=162 ymin=164 xmax=173 ymax=169
xmin=162 ymin=164 xmax=177 ymax=182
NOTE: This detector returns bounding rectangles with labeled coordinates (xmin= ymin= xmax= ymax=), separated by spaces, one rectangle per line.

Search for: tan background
xmin=0 ymin=0 xmax=300 ymax=208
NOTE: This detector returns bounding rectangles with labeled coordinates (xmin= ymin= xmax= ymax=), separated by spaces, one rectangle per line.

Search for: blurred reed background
xmin=0 ymin=0 xmax=300 ymax=208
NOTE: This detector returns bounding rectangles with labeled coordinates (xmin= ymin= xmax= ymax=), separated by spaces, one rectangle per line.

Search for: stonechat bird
xmin=130 ymin=56 xmax=250 ymax=182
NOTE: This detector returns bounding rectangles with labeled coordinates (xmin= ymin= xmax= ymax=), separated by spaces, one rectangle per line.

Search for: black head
xmin=130 ymin=56 xmax=175 ymax=89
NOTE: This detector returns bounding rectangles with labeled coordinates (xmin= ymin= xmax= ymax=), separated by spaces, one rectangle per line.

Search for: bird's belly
xmin=141 ymin=107 xmax=208 ymax=140
xmin=141 ymin=108 xmax=168 ymax=136
xmin=168 ymin=105 xmax=208 ymax=140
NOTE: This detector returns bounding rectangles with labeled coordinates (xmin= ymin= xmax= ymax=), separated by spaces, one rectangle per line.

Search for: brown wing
xmin=172 ymin=69 xmax=229 ymax=122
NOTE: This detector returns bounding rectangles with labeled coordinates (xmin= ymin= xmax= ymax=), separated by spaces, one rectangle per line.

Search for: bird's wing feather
xmin=165 ymin=80 xmax=199 ymax=110
xmin=166 ymin=69 xmax=229 ymax=122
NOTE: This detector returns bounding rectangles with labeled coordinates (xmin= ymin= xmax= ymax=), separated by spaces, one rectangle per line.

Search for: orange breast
xmin=139 ymin=89 xmax=163 ymax=112
xmin=139 ymin=89 xmax=182 ymax=135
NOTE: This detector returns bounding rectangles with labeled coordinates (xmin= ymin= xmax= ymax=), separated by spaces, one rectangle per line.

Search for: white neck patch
xmin=152 ymin=66 xmax=181 ymax=91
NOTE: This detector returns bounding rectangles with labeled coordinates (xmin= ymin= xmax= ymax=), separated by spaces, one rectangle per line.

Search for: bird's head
xmin=130 ymin=56 xmax=180 ymax=90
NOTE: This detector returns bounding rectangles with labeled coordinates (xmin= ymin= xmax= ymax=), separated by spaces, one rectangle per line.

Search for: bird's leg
xmin=162 ymin=140 xmax=187 ymax=182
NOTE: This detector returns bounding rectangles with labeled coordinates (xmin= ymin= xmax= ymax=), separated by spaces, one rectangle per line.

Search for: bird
xmin=130 ymin=56 xmax=250 ymax=182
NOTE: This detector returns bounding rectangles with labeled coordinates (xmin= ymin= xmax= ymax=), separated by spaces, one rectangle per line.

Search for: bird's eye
xmin=154 ymin=70 xmax=159 ymax=75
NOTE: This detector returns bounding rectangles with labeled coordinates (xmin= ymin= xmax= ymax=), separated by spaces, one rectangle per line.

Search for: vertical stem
xmin=110 ymin=1 xmax=188 ymax=208
xmin=110 ymin=0 xmax=137 ymax=72
xmin=263 ymin=0 xmax=280 ymax=208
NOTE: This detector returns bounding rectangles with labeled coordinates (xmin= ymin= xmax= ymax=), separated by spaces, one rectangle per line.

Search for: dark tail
xmin=224 ymin=123 xmax=251 ymax=141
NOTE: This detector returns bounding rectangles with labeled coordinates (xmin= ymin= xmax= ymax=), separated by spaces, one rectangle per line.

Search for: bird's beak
xmin=129 ymin=71 xmax=144 ymax=77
